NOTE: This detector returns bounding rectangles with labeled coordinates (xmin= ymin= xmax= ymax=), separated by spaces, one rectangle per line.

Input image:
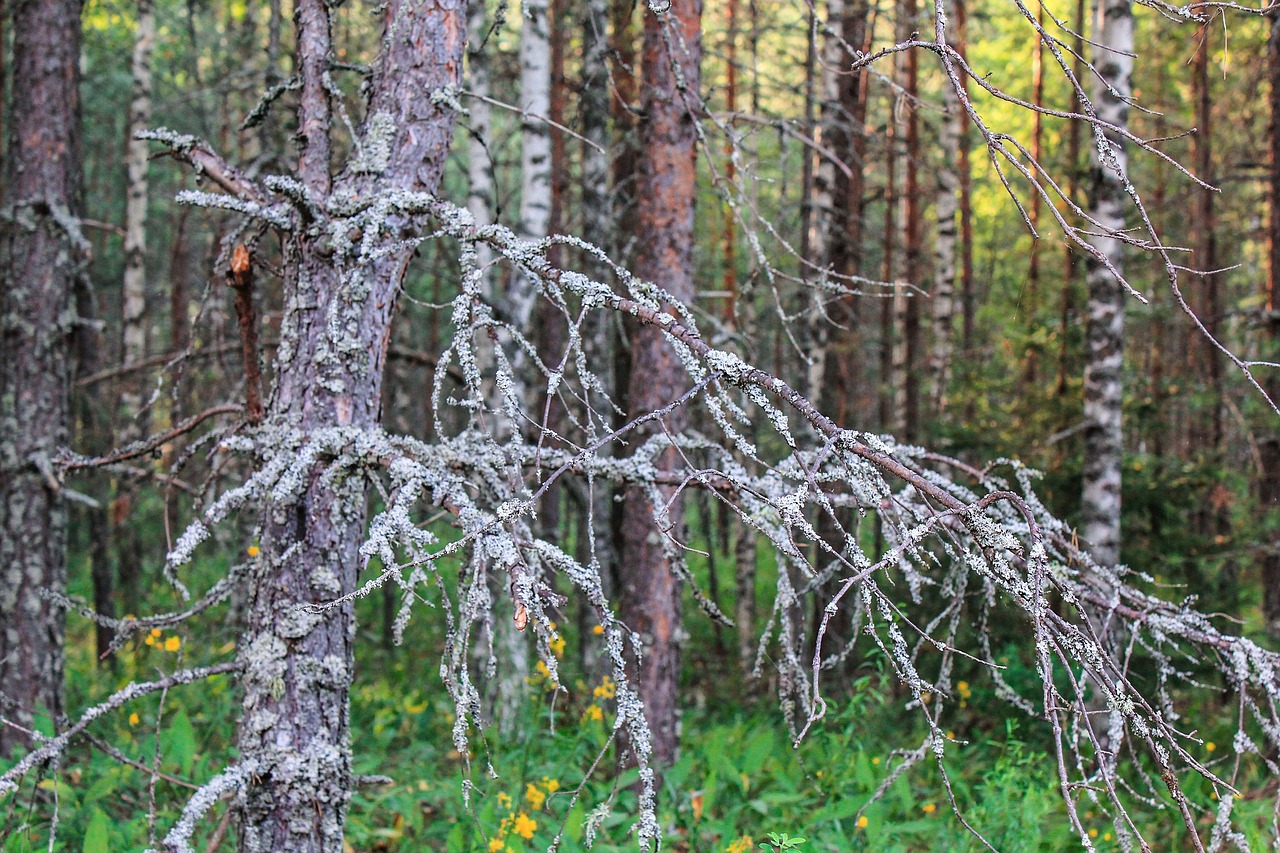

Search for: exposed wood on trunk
xmin=0 ymin=0 xmax=84 ymax=756
xmin=233 ymin=0 xmax=465 ymax=848
xmin=618 ymin=0 xmax=703 ymax=767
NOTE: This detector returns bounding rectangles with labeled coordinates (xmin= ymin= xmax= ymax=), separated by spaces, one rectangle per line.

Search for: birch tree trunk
xmin=1081 ymin=0 xmax=1131 ymax=571
xmin=121 ymin=0 xmax=154 ymax=426
xmin=233 ymin=1 xmax=464 ymax=848
xmin=0 ymin=0 xmax=83 ymax=757
xmin=929 ymin=20 xmax=961 ymax=418
xmin=114 ymin=0 xmax=156 ymax=618
xmin=618 ymin=0 xmax=702 ymax=766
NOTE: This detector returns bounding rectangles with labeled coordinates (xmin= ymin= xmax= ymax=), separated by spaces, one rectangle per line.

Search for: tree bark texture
xmin=1262 ymin=8 xmax=1280 ymax=637
xmin=0 ymin=0 xmax=84 ymax=757
xmin=618 ymin=0 xmax=702 ymax=767
xmin=929 ymin=6 xmax=961 ymax=417
xmin=234 ymin=1 xmax=464 ymax=849
xmin=1080 ymin=0 xmax=1131 ymax=570
xmin=114 ymin=0 xmax=157 ymax=620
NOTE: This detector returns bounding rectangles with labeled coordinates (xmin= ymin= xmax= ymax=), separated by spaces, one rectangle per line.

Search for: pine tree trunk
xmin=1262 ymin=8 xmax=1280 ymax=637
xmin=618 ymin=0 xmax=703 ymax=766
xmin=0 ymin=0 xmax=83 ymax=757
xmin=234 ymin=1 xmax=464 ymax=848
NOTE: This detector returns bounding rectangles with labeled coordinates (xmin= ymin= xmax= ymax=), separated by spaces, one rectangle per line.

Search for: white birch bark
xmin=1080 ymin=0 xmax=1131 ymax=770
xmin=121 ymin=0 xmax=155 ymax=433
xmin=1081 ymin=0 xmax=1131 ymax=570
xmin=929 ymin=48 xmax=961 ymax=416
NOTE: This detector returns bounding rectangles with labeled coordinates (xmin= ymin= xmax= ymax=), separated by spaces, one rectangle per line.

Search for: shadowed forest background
xmin=5 ymin=0 xmax=1280 ymax=849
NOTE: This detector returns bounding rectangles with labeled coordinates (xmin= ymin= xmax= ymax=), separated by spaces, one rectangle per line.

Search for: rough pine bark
xmin=618 ymin=0 xmax=702 ymax=766
xmin=233 ymin=1 xmax=464 ymax=849
xmin=0 ymin=0 xmax=84 ymax=756
xmin=1080 ymin=0 xmax=1131 ymax=571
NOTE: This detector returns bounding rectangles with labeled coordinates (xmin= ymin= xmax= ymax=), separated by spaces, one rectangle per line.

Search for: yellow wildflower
xmin=513 ymin=812 xmax=536 ymax=840
xmin=922 ymin=803 xmax=937 ymax=814
xmin=957 ymin=681 xmax=971 ymax=698
xmin=726 ymin=837 xmax=754 ymax=853
xmin=1206 ymin=742 xmax=1216 ymax=752
xmin=496 ymin=792 xmax=512 ymax=808
xmin=549 ymin=635 xmax=566 ymax=658
xmin=1104 ymin=833 xmax=1112 ymax=842
xmin=164 ymin=636 xmax=181 ymax=652
xmin=145 ymin=635 xmax=156 ymax=647
xmin=150 ymin=628 xmax=162 ymax=638
xmin=541 ymin=777 xmax=559 ymax=794
xmin=525 ymin=782 xmax=547 ymax=811
xmin=593 ymin=676 xmax=616 ymax=701
xmin=592 ymin=625 xmax=604 ymax=635
xmin=487 ymin=839 xmax=505 ymax=853
xmin=871 ymin=757 xmax=880 ymax=765
xmin=857 ymin=815 xmax=868 ymax=829
xmin=1089 ymin=828 xmax=1098 ymax=839
xmin=583 ymin=704 xmax=603 ymax=722
xmin=129 ymin=712 xmax=140 ymax=726
xmin=248 ymin=545 xmax=260 ymax=557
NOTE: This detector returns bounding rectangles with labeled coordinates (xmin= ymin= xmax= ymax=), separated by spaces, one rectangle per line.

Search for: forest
xmin=3 ymin=0 xmax=1280 ymax=848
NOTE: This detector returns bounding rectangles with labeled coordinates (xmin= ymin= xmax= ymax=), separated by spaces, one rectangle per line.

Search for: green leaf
xmin=83 ymin=808 xmax=111 ymax=853
xmin=84 ymin=770 xmax=121 ymax=804
xmin=166 ymin=708 xmax=196 ymax=775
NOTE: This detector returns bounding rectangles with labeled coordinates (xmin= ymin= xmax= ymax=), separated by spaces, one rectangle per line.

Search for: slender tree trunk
xmin=806 ymin=0 xmax=840 ymax=399
xmin=0 ymin=0 xmax=83 ymax=756
xmin=891 ymin=0 xmax=922 ymax=440
xmin=929 ymin=7 xmax=961 ymax=417
xmin=234 ymin=1 xmax=464 ymax=848
xmin=1056 ymin=0 xmax=1086 ymax=399
xmin=1191 ymin=23 xmax=1223 ymax=454
xmin=1081 ymin=0 xmax=1131 ymax=570
xmin=1262 ymin=8 xmax=1280 ymax=636
xmin=113 ymin=0 xmax=157 ymax=619
xmin=1024 ymin=6 xmax=1045 ymax=390
xmin=722 ymin=0 xmax=739 ymax=324
xmin=610 ymin=0 xmax=640 ymax=265
xmin=581 ymin=0 xmax=619 ymax=644
xmin=955 ymin=0 xmax=975 ymax=360
xmin=879 ymin=114 xmax=898 ymax=431
xmin=617 ymin=0 xmax=702 ymax=767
